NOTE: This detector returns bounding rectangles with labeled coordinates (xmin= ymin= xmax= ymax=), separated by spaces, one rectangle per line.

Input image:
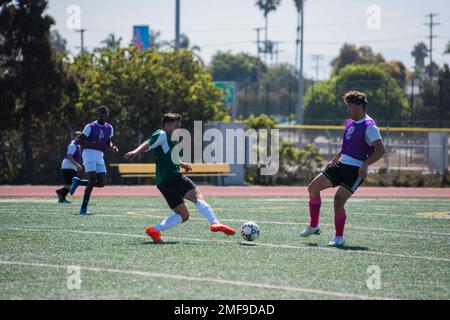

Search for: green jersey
xmin=145 ymin=129 xmax=180 ymax=186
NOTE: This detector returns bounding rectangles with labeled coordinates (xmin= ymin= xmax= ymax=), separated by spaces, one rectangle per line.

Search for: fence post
xmin=384 ymin=127 xmax=390 ymax=185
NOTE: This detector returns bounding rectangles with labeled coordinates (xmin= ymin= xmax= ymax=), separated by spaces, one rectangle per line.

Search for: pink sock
xmin=334 ymin=209 xmax=347 ymax=237
xmin=308 ymin=195 xmax=321 ymax=228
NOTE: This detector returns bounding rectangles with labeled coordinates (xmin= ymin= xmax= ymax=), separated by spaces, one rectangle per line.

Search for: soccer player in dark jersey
xmin=300 ymin=91 xmax=386 ymax=246
xmin=124 ymin=113 xmax=236 ymax=243
xmin=56 ymin=131 xmax=83 ymax=203
xmin=70 ymin=106 xmax=119 ymax=215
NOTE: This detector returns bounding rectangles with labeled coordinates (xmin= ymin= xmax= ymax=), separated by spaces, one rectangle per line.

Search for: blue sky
xmin=46 ymin=0 xmax=450 ymax=80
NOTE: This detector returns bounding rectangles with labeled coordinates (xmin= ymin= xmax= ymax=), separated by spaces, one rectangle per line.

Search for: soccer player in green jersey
xmin=124 ymin=113 xmax=236 ymax=243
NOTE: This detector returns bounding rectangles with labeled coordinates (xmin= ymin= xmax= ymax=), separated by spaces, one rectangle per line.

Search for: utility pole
xmin=175 ymin=0 xmax=180 ymax=49
xmin=311 ymin=54 xmax=324 ymax=81
xmin=295 ymin=0 xmax=304 ymax=124
xmin=75 ymin=28 xmax=86 ymax=53
xmin=273 ymin=42 xmax=282 ymax=65
xmin=424 ymin=13 xmax=440 ymax=78
xmin=255 ymin=27 xmax=264 ymax=83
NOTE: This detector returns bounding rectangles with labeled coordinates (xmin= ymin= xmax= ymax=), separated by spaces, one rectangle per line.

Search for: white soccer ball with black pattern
xmin=240 ymin=221 xmax=260 ymax=241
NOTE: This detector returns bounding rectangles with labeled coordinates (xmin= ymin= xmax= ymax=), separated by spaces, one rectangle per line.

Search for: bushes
xmin=243 ymin=114 xmax=323 ymax=185
xmin=365 ymin=170 xmax=450 ymax=187
xmin=1 ymin=48 xmax=225 ymax=184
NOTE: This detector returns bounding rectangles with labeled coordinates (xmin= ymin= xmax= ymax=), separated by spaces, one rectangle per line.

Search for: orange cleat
xmin=146 ymin=226 xmax=162 ymax=243
xmin=210 ymin=223 xmax=236 ymax=236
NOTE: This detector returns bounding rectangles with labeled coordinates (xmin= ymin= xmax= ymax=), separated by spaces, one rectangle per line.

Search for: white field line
xmin=0 ymin=260 xmax=393 ymax=300
xmin=1 ymin=206 xmax=449 ymax=236
xmin=118 ymin=213 xmax=450 ymax=237
xmin=1 ymin=205 xmax=448 ymax=220
xmin=247 ymin=199 xmax=450 ymax=203
xmin=5 ymin=227 xmax=450 ymax=263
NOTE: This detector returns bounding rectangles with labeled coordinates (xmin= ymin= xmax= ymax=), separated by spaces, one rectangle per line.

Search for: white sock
xmin=195 ymin=200 xmax=219 ymax=225
xmin=154 ymin=213 xmax=183 ymax=232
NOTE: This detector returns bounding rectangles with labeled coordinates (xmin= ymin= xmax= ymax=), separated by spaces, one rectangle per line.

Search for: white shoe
xmin=299 ymin=226 xmax=321 ymax=237
xmin=328 ymin=236 xmax=345 ymax=247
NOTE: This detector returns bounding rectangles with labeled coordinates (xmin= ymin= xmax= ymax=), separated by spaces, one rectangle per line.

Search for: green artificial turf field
xmin=0 ymin=197 xmax=449 ymax=300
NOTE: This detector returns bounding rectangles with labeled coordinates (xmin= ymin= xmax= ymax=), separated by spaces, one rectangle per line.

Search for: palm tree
xmin=180 ymin=33 xmax=203 ymax=63
xmin=150 ymin=30 xmax=170 ymax=50
xmin=255 ymin=0 xmax=282 ymax=58
xmin=179 ymin=33 xmax=201 ymax=53
xmin=165 ymin=33 xmax=202 ymax=62
xmin=101 ymin=33 xmax=122 ymax=51
xmin=411 ymin=42 xmax=428 ymax=69
xmin=444 ymin=41 xmax=450 ymax=55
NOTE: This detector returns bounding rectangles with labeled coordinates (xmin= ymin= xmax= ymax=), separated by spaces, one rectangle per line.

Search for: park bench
xmin=110 ymin=163 xmax=235 ymax=185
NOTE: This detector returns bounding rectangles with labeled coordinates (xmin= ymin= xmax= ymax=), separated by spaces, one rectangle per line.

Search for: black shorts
xmin=322 ymin=162 xmax=364 ymax=194
xmin=62 ymin=169 xmax=79 ymax=185
xmin=157 ymin=174 xmax=197 ymax=209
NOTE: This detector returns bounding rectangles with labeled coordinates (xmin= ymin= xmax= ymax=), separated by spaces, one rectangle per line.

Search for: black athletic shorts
xmin=322 ymin=162 xmax=364 ymax=194
xmin=157 ymin=174 xmax=197 ymax=209
xmin=62 ymin=169 xmax=79 ymax=185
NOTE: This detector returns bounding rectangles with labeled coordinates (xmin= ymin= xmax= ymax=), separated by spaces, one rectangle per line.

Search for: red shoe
xmin=146 ymin=226 xmax=162 ymax=243
xmin=210 ymin=223 xmax=236 ymax=236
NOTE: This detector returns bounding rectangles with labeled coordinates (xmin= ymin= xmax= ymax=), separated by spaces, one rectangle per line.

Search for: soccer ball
xmin=240 ymin=221 xmax=260 ymax=241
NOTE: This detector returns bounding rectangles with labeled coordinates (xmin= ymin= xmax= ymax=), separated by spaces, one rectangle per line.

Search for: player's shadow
xmin=140 ymin=241 xmax=179 ymax=245
xmin=304 ymin=243 xmax=319 ymax=247
xmin=335 ymin=245 xmax=369 ymax=251
xmin=303 ymin=243 xmax=369 ymax=251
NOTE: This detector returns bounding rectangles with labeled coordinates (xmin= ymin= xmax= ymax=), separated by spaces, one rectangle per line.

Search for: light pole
xmin=175 ymin=0 xmax=180 ymax=49
xmin=295 ymin=0 xmax=304 ymax=124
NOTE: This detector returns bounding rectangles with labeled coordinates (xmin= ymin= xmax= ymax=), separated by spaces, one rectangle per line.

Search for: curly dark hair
xmin=97 ymin=105 xmax=109 ymax=113
xmin=161 ymin=113 xmax=182 ymax=126
xmin=343 ymin=91 xmax=368 ymax=108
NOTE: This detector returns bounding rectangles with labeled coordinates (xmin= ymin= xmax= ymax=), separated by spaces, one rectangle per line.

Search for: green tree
xmin=50 ymin=29 xmax=67 ymax=53
xmin=0 ymin=0 xmax=75 ymax=182
xmin=331 ymin=44 xmax=384 ymax=75
xmin=437 ymin=64 xmax=450 ymax=127
xmin=425 ymin=62 xmax=440 ymax=78
xmin=209 ymin=51 xmax=266 ymax=81
xmin=381 ymin=60 xmax=408 ymax=88
xmin=414 ymin=78 xmax=439 ymax=126
xmin=68 ymin=47 xmax=226 ymax=164
xmin=260 ymin=63 xmax=299 ymax=116
xmin=415 ymin=64 xmax=450 ymax=127
xmin=101 ymin=33 xmax=122 ymax=51
xmin=304 ymin=64 xmax=409 ymax=126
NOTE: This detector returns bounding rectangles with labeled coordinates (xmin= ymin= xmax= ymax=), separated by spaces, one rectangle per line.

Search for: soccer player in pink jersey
xmin=300 ymin=91 xmax=386 ymax=246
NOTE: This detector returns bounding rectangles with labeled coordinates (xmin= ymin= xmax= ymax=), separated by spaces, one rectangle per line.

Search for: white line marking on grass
xmin=119 ymin=213 xmax=450 ymax=237
xmin=0 ymin=199 xmax=57 ymax=203
xmin=5 ymin=227 xmax=450 ymax=263
xmin=0 ymin=260 xmax=394 ymax=300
